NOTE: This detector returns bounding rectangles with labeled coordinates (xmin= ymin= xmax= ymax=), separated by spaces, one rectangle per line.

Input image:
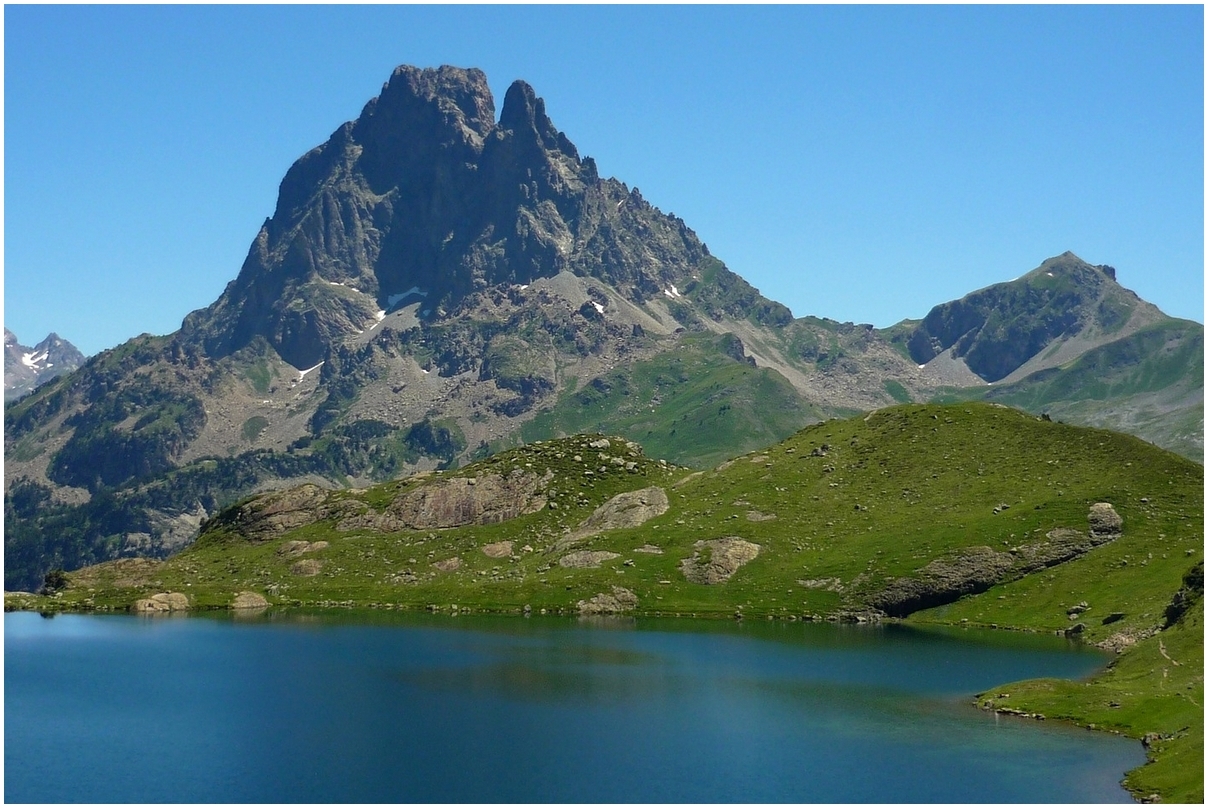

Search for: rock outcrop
xmin=867 ymin=547 xmax=1016 ymax=617
xmin=577 ymin=586 xmax=638 ymax=615
xmin=680 ymin=538 xmax=761 ymax=584
xmin=132 ymin=592 xmax=189 ymax=613
xmin=558 ymin=487 xmax=669 ymax=550
xmin=218 ymin=485 xmax=332 ymax=542
xmin=866 ymin=502 xmax=1126 ymax=617
xmin=231 ymin=591 xmax=269 ymax=609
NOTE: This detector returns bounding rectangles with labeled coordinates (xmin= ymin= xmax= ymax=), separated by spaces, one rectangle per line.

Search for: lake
xmin=5 ymin=610 xmax=1143 ymax=803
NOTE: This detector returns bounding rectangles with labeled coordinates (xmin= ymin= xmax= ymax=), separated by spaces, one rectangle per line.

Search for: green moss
xmin=241 ymin=416 xmax=269 ymax=443
xmin=883 ymin=379 xmax=911 ymax=404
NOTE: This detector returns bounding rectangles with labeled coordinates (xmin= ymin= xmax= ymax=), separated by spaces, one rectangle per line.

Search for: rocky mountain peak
xmin=179 ymin=64 xmax=714 ymax=369
xmin=906 ymin=251 xmax=1163 ymax=383
xmin=4 ymin=328 xmax=86 ymax=401
xmin=497 ymin=80 xmax=578 ymax=159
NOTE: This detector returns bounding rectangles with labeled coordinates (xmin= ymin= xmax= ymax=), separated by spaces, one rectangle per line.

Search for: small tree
xmin=40 ymin=569 xmax=68 ymax=595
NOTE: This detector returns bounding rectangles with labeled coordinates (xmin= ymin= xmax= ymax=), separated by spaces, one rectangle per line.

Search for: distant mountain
xmin=4 ymin=65 xmax=1201 ymax=593
xmin=4 ymin=328 xmax=85 ymax=401
xmin=891 ymin=252 xmax=1203 ymax=459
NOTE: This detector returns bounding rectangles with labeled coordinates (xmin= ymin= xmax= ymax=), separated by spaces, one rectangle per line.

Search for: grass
xmin=13 ymin=401 xmax=1203 ymax=802
xmin=521 ymin=333 xmax=825 ymax=468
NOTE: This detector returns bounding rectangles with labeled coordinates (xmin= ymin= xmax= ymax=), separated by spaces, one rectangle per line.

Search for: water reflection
xmin=5 ymin=611 xmax=1141 ymax=803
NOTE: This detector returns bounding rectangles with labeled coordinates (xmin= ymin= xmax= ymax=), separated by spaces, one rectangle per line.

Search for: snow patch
xmin=298 ymin=362 xmax=324 ymax=380
xmin=592 ymin=301 xmax=605 ymax=315
xmin=1045 ymin=272 xmax=1054 ymax=277
xmin=663 ymin=285 xmax=682 ymax=299
xmin=387 ymin=287 xmax=428 ymax=308
xmin=375 ymin=310 xmax=386 ymax=321
xmin=917 ymin=364 xmax=926 ymax=370
xmin=21 ymin=350 xmax=48 ymax=368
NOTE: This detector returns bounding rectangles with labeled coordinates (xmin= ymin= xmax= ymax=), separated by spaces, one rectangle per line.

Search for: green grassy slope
xmin=14 ymin=402 xmax=1202 ymax=801
xmin=520 ymin=333 xmax=830 ymax=468
xmin=984 ymin=320 xmax=1204 ymax=461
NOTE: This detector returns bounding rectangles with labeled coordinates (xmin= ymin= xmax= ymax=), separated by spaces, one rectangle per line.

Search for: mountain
xmin=894 ymin=252 xmax=1203 ymax=459
xmin=4 ymin=65 xmax=1201 ymax=593
xmin=12 ymin=402 xmax=1203 ymax=802
xmin=4 ymin=328 xmax=85 ymax=401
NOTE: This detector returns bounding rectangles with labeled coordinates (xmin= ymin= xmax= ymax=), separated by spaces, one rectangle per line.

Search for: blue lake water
xmin=5 ymin=611 xmax=1143 ymax=802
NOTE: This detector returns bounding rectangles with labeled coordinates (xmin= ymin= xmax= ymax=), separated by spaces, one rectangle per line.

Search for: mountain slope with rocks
xmin=4 ymin=328 xmax=85 ymax=401
xmin=4 ymin=64 xmax=1201 ymax=593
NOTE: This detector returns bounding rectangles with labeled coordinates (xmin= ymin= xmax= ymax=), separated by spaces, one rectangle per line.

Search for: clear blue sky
xmin=5 ymin=5 xmax=1203 ymax=356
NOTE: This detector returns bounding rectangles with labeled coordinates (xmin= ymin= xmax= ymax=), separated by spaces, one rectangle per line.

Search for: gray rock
xmin=680 ymin=538 xmax=761 ymax=584
xmin=132 ymin=592 xmax=189 ymax=613
xmin=577 ymin=586 xmax=638 ymax=615
xmin=558 ymin=551 xmax=620 ymax=569
xmin=231 ymin=591 xmax=269 ymax=609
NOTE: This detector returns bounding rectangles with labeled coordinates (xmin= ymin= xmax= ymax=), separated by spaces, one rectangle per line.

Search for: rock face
xmin=387 ymin=470 xmax=551 ymax=529
xmin=4 ymin=328 xmax=85 ymax=401
xmin=179 ymin=66 xmax=710 ymax=371
xmin=866 ymin=502 xmax=1127 ymax=617
xmin=573 ymin=487 xmax=669 ymax=537
xmin=680 ymin=538 xmax=761 ymax=584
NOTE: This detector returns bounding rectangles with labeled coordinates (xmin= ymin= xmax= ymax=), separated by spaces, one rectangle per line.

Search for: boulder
xmin=563 ymin=487 xmax=669 ymax=547
xmin=132 ymin=592 xmax=189 ymax=613
xmin=1088 ymin=502 xmax=1123 ymax=538
xmin=290 ymin=559 xmax=323 ymax=576
xmin=578 ymin=586 xmax=639 ymax=615
xmin=680 ymin=538 xmax=761 ymax=584
xmin=231 ymin=591 xmax=269 ymax=609
xmin=481 ymin=541 xmax=514 ymax=559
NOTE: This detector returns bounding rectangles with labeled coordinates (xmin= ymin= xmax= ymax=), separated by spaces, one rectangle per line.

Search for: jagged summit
xmin=181 ymin=65 xmax=707 ymax=369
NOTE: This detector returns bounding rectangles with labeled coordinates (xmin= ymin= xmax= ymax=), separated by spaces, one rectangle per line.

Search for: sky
xmin=4 ymin=5 xmax=1204 ymax=357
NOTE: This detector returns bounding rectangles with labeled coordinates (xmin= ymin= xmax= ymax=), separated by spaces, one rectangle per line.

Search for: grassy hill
xmin=9 ymin=402 xmax=1203 ymax=801
xmin=518 ymin=333 xmax=833 ymax=468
